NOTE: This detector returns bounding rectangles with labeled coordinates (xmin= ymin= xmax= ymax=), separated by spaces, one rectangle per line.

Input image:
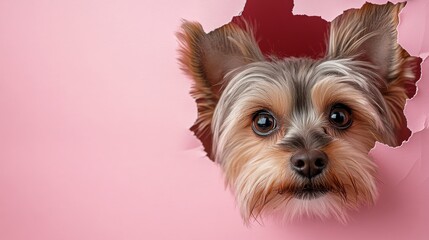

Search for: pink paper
xmin=0 ymin=0 xmax=427 ymax=240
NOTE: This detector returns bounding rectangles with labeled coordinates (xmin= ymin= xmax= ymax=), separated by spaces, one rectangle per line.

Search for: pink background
xmin=0 ymin=0 xmax=428 ymax=239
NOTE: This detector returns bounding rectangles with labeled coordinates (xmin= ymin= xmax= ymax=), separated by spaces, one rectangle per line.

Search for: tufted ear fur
xmin=177 ymin=21 xmax=264 ymax=158
xmin=327 ymin=2 xmax=420 ymax=144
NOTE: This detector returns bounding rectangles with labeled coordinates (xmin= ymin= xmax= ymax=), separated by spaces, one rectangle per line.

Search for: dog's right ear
xmin=177 ymin=21 xmax=264 ymax=159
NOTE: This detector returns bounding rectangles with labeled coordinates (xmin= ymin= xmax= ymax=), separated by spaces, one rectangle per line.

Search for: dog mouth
xmin=294 ymin=184 xmax=329 ymax=199
xmin=279 ymin=184 xmax=329 ymax=199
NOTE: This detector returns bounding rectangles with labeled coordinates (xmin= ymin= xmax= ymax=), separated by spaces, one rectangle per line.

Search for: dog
xmin=177 ymin=2 xmax=418 ymax=223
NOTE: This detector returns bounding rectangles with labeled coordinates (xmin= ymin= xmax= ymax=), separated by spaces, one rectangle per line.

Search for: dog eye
xmin=252 ymin=110 xmax=277 ymax=136
xmin=329 ymin=104 xmax=352 ymax=129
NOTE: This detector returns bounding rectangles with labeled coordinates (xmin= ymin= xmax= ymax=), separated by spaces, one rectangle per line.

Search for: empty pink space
xmin=0 ymin=0 xmax=428 ymax=240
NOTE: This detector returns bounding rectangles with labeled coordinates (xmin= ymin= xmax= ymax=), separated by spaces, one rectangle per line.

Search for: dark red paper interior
xmin=232 ymin=0 xmax=329 ymax=58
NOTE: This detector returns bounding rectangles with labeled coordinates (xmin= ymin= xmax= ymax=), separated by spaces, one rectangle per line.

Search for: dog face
xmin=177 ymin=2 xmax=417 ymax=222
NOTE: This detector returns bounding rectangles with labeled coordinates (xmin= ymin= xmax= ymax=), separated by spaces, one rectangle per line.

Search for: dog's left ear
xmin=328 ymin=2 xmax=408 ymax=80
xmin=328 ymin=2 xmax=419 ymax=144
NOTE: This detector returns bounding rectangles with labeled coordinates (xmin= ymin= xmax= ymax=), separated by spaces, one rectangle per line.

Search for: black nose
xmin=290 ymin=150 xmax=328 ymax=178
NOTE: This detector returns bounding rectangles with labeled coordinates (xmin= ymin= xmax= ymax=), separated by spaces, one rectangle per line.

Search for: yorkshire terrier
xmin=177 ymin=2 xmax=418 ymax=223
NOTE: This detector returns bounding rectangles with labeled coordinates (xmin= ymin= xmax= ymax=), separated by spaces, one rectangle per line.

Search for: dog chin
xmin=271 ymin=193 xmax=349 ymax=223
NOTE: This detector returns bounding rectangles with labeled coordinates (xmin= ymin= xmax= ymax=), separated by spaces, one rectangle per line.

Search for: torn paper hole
xmin=178 ymin=0 xmax=423 ymax=223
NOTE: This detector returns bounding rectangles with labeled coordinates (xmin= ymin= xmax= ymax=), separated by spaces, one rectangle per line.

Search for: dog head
xmin=177 ymin=2 xmax=417 ymax=222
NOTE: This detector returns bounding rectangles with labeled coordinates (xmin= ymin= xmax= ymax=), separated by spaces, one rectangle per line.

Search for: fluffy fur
xmin=177 ymin=2 xmax=418 ymax=223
